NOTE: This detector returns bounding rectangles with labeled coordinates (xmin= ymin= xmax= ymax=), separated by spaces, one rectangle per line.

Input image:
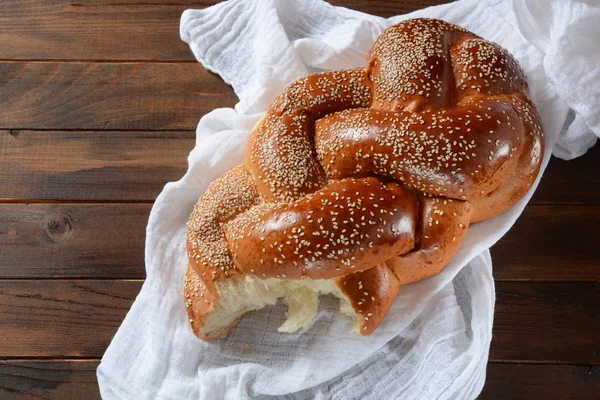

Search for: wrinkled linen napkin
xmin=97 ymin=0 xmax=600 ymax=398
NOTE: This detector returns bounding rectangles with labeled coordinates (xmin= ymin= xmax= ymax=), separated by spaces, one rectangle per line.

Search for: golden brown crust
xmin=314 ymin=99 xmax=524 ymax=201
xmin=471 ymin=96 xmax=544 ymax=222
xmin=367 ymin=19 xmax=466 ymax=111
xmin=387 ymin=196 xmax=472 ymax=285
xmin=184 ymin=265 xmax=218 ymax=339
xmin=336 ymin=263 xmax=400 ymax=335
xmin=187 ymin=165 xmax=259 ymax=289
xmin=226 ymin=177 xmax=418 ymax=280
xmin=247 ymin=69 xmax=372 ymax=202
xmin=185 ymin=18 xmax=545 ymax=339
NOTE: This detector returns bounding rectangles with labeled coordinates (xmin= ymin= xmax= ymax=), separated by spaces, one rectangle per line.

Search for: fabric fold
xmin=510 ymin=0 xmax=600 ymax=159
xmin=98 ymin=0 xmax=598 ymax=398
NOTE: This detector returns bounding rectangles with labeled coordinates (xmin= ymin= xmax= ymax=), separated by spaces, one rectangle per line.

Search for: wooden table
xmin=0 ymin=1 xmax=598 ymax=398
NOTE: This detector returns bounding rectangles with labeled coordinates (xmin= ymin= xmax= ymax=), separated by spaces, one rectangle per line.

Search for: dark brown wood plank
xmin=492 ymin=206 xmax=600 ymax=282
xmin=1 ymin=361 xmax=597 ymax=400
xmin=0 ymin=360 xmax=100 ymax=400
xmin=490 ymin=282 xmax=600 ymax=364
xmin=0 ymin=280 xmax=142 ymax=358
xmin=0 ymin=1 xmax=450 ymax=61
xmin=0 ymin=1 xmax=207 ymax=61
xmin=329 ymin=0 xmax=453 ymax=16
xmin=1 ymin=130 xmax=598 ymax=204
xmin=532 ymin=144 xmax=600 ymax=205
xmin=2 ymin=203 xmax=598 ymax=280
xmin=0 ymin=130 xmax=194 ymax=201
xmin=0 ymin=204 xmax=150 ymax=279
xmin=0 ymin=361 xmax=597 ymax=400
xmin=481 ymin=363 xmax=600 ymax=400
xmin=0 ymin=279 xmax=596 ymax=363
xmin=0 ymin=62 xmax=236 ymax=130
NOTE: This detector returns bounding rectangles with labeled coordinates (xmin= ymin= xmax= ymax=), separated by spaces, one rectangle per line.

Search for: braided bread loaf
xmin=185 ymin=18 xmax=544 ymax=339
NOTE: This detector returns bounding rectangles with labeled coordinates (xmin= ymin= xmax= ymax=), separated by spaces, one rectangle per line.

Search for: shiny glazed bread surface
xmin=185 ymin=19 xmax=544 ymax=338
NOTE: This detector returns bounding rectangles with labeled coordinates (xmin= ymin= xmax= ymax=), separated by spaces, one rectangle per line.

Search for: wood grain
xmin=0 ymin=361 xmax=597 ymax=400
xmin=0 ymin=361 xmax=596 ymax=400
xmin=0 ymin=204 xmax=150 ymax=279
xmin=0 ymin=280 xmax=142 ymax=358
xmin=492 ymin=206 xmax=600 ymax=282
xmin=0 ymin=1 xmax=205 ymax=61
xmin=0 ymin=360 xmax=101 ymax=400
xmin=532 ymin=144 xmax=600 ymax=205
xmin=1 ymin=130 xmax=598 ymax=203
xmin=490 ymin=282 xmax=600 ymax=364
xmin=0 ymin=130 xmax=194 ymax=201
xmin=0 ymin=0 xmax=596 ymax=397
xmin=0 ymin=0 xmax=449 ymax=61
xmin=2 ymin=203 xmax=597 ymax=280
xmin=0 ymin=62 xmax=236 ymax=130
xmin=481 ymin=363 xmax=600 ymax=400
xmin=0 ymin=279 xmax=597 ymax=363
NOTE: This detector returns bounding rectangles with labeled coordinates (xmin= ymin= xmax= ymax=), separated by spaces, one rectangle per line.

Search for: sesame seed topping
xmin=184 ymin=18 xmax=545 ymax=337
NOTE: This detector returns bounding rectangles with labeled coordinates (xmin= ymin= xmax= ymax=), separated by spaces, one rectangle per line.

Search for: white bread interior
xmin=203 ymin=276 xmax=359 ymax=338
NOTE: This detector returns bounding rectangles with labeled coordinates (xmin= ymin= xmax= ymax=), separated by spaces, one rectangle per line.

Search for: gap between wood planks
xmin=0 ymin=59 xmax=200 ymax=63
xmin=0 ymin=280 xmax=597 ymax=362
xmin=0 ymin=0 xmax=455 ymax=63
xmin=0 ymin=199 xmax=597 ymax=205
xmin=2 ymin=128 xmax=598 ymax=203
xmin=0 ymin=357 xmax=596 ymax=366
xmin=1 ymin=203 xmax=599 ymax=281
xmin=0 ymin=199 xmax=156 ymax=204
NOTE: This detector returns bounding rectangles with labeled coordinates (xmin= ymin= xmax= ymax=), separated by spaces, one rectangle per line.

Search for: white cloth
xmin=511 ymin=0 xmax=600 ymax=159
xmin=97 ymin=0 xmax=599 ymax=398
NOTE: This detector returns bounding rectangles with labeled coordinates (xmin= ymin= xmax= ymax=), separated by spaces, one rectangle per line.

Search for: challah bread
xmin=185 ymin=18 xmax=544 ymax=340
